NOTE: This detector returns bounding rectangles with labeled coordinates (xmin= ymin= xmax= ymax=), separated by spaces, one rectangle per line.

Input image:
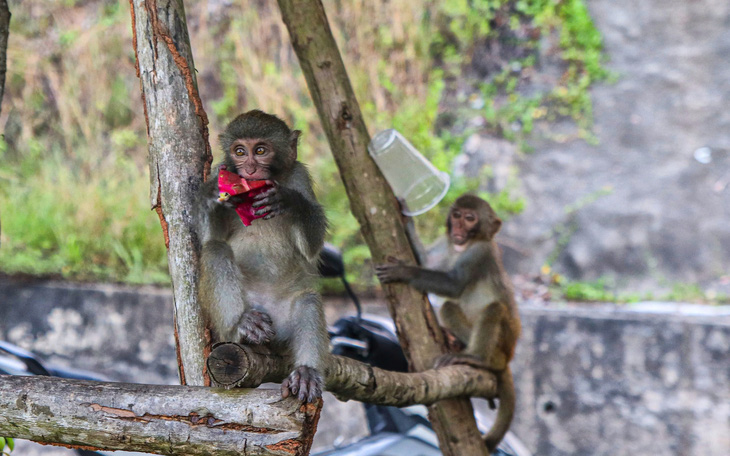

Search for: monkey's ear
xmin=289 ymin=130 xmax=302 ymax=160
xmin=489 ymin=217 xmax=503 ymax=238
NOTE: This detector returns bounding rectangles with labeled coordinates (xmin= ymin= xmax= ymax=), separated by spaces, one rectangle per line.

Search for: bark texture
xmin=208 ymin=343 xmax=497 ymax=406
xmin=276 ymin=1 xmax=488 ymax=454
xmin=0 ymin=376 xmax=319 ymax=456
xmin=129 ymin=0 xmax=211 ymax=386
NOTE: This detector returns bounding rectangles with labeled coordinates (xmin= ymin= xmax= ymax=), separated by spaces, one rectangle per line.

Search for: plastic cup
xmin=368 ymin=129 xmax=450 ymax=216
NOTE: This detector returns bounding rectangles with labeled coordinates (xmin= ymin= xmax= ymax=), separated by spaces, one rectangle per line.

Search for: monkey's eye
xmin=254 ymin=146 xmax=266 ymax=155
xmin=465 ymin=215 xmax=476 ymax=222
xmin=235 ymin=146 xmax=245 ymax=156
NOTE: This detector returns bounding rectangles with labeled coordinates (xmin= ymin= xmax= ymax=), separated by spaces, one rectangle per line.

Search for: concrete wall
xmin=1 ymin=278 xmax=728 ymax=455
xmin=510 ymin=303 xmax=730 ymax=456
xmin=0 ymin=278 xmax=178 ymax=385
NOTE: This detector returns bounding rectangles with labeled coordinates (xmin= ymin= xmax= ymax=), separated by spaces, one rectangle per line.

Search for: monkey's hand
xmin=217 ymin=193 xmax=248 ymax=210
xmin=236 ymin=310 xmax=276 ymax=345
xmin=281 ymin=365 xmax=323 ymax=403
xmin=433 ymin=353 xmax=488 ymax=370
xmin=251 ymin=182 xmax=286 ymax=220
xmin=374 ymin=257 xmax=414 ymax=283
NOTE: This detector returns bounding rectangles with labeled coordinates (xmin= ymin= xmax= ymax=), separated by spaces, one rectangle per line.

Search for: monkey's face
xmin=220 ymin=111 xmax=300 ymax=180
xmin=229 ymin=138 xmax=279 ymax=180
xmin=448 ymin=207 xmax=479 ymax=245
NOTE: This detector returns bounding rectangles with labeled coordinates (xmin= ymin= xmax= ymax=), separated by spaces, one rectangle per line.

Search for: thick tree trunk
xmin=276 ymin=1 xmax=489 ymax=454
xmin=208 ymin=343 xmax=497 ymax=406
xmin=129 ymin=0 xmax=211 ymax=386
xmin=0 ymin=376 xmax=319 ymax=456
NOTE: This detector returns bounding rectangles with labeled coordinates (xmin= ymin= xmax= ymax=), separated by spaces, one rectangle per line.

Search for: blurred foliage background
xmin=0 ymin=0 xmax=606 ymax=289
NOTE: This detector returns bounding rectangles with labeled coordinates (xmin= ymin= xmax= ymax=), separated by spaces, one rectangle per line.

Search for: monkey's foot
xmin=442 ymin=328 xmax=466 ymax=352
xmin=281 ymin=366 xmax=323 ymax=403
xmin=236 ymin=310 xmax=275 ymax=345
xmin=433 ymin=353 xmax=488 ymax=370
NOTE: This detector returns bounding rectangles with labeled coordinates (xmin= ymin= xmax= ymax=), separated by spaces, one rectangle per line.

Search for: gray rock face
xmin=459 ymin=0 xmax=730 ymax=292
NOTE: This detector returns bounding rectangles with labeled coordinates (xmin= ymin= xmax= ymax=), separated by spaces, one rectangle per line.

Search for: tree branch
xmin=207 ymin=343 xmax=497 ymax=407
xmin=0 ymin=376 xmax=319 ymax=456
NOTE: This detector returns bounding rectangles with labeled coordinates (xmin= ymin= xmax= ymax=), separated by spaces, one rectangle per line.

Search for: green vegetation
xmin=0 ymin=0 xmax=167 ymax=283
xmin=0 ymin=137 xmax=169 ymax=283
xmin=0 ymin=437 xmax=13 ymax=455
xmin=559 ymin=278 xmax=616 ymax=302
xmin=0 ymin=0 xmax=607 ymax=286
xmin=663 ymin=283 xmax=716 ymax=303
xmin=430 ymin=0 xmax=610 ymax=150
xmin=553 ymin=277 xmax=729 ymax=304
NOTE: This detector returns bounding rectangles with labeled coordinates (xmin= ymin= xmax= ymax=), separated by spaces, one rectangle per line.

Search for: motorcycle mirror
xmin=318 ymin=243 xmax=362 ymax=321
xmin=318 ymin=243 xmax=345 ymax=278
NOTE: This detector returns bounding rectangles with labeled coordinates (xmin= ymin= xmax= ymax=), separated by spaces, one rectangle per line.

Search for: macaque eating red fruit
xmin=196 ymin=110 xmax=328 ymax=403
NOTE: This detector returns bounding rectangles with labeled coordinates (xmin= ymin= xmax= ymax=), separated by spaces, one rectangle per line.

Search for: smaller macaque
xmin=375 ymin=194 xmax=521 ymax=453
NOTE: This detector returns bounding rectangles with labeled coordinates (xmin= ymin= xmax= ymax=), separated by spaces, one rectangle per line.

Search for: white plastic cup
xmin=368 ymin=129 xmax=450 ymax=216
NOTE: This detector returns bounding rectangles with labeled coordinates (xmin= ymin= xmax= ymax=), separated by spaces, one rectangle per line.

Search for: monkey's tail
xmin=484 ymin=367 xmax=515 ymax=454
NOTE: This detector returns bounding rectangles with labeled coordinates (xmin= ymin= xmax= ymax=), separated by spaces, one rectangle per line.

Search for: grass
xmin=560 ymin=278 xmax=616 ymax=302
xmin=553 ymin=276 xmax=729 ymax=304
xmin=0 ymin=138 xmax=169 ymax=283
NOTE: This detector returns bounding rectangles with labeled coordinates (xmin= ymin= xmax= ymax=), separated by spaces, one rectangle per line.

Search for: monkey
xmin=375 ymin=194 xmax=521 ymax=453
xmin=196 ymin=110 xmax=328 ymax=402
